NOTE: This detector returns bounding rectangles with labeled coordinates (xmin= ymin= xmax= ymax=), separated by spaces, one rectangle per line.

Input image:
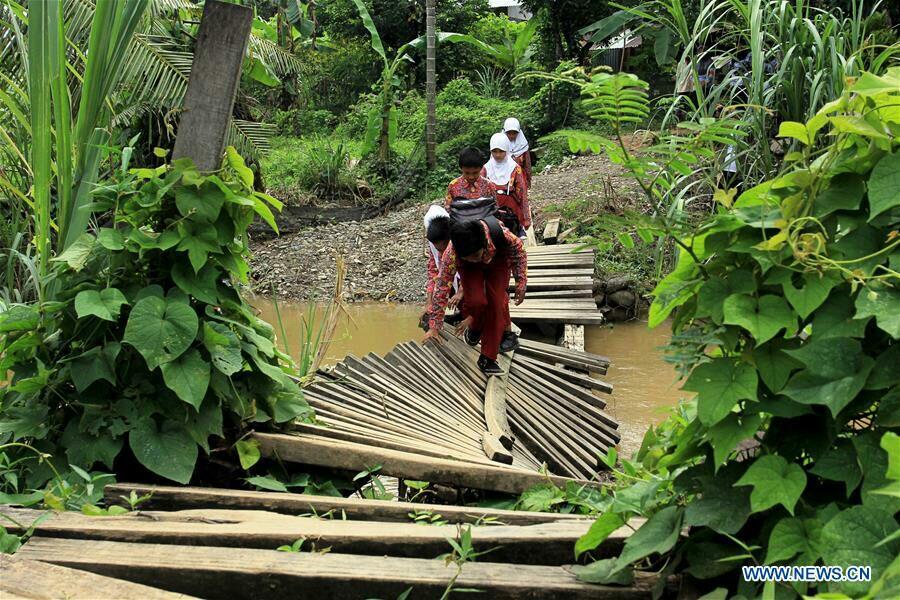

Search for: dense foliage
xmin=0 ymin=149 xmax=309 ymax=487
xmin=570 ymin=71 xmax=900 ymax=597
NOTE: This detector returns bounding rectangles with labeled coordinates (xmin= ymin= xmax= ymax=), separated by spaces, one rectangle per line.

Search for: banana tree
xmin=351 ymin=0 xmax=417 ymax=163
xmin=432 ymin=16 xmax=540 ymax=73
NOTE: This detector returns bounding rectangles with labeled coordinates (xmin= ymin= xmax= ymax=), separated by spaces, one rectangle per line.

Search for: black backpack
xmin=448 ymin=196 xmax=513 ymax=249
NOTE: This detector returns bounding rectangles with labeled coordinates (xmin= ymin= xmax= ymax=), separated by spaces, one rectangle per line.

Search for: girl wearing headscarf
xmin=503 ymin=117 xmax=532 ymax=188
xmin=482 ymin=132 xmax=530 ymax=235
xmin=423 ymin=205 xmax=462 ymax=316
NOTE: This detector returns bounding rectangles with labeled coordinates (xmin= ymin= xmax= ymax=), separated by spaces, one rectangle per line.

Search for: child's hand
xmin=454 ymin=316 xmax=474 ymax=337
xmin=514 ymin=287 xmax=526 ymax=306
xmin=448 ymin=291 xmax=463 ymax=310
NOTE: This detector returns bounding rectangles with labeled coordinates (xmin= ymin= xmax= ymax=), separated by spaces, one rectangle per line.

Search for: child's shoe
xmin=477 ymin=354 xmax=503 ymax=375
xmin=499 ymin=331 xmax=519 ymax=353
xmin=464 ymin=328 xmax=481 ymax=346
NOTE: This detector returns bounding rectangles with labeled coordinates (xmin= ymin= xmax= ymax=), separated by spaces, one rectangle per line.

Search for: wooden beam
xmin=0 ymin=555 xmax=196 ymax=600
xmin=482 ymin=432 xmax=514 ymax=464
xmin=0 ymin=506 xmax=605 ymax=566
xmin=171 ymin=1 xmax=253 ymax=171
xmin=543 ymin=218 xmax=561 ymax=244
xmin=484 ymin=352 xmax=515 ymax=450
xmin=103 ymin=484 xmax=589 ymax=526
xmin=251 ymin=432 xmax=596 ymax=495
xmin=16 ymin=538 xmax=655 ymax=600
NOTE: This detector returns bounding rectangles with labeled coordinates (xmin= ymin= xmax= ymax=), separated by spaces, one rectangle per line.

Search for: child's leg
xmin=458 ymin=265 xmax=487 ymax=332
xmin=480 ymin=259 xmax=512 ymax=360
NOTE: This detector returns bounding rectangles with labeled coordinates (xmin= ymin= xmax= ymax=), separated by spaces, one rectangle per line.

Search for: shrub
xmin=0 ymin=150 xmax=309 ymax=487
xmin=263 ymin=136 xmax=361 ymax=203
xmin=274 ymin=109 xmax=338 ymax=137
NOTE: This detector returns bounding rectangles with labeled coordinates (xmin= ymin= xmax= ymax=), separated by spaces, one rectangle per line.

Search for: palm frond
xmin=248 ymin=35 xmax=305 ymax=77
xmin=228 ymin=119 xmax=276 ymax=159
xmin=148 ymin=0 xmax=198 ymax=18
xmin=112 ymin=34 xmax=192 ymax=126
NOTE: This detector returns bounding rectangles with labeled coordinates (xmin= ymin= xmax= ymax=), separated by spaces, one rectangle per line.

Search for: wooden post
xmin=424 ymin=0 xmax=437 ymax=169
xmin=172 ymin=1 xmax=253 ymax=171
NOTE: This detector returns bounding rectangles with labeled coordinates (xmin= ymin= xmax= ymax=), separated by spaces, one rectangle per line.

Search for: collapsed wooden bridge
xmin=510 ymin=243 xmax=604 ymax=325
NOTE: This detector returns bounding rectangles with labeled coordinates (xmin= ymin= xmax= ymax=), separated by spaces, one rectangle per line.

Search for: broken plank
xmin=0 ymin=506 xmax=604 ymax=566
xmin=542 ymin=218 xmax=561 ymax=244
xmin=252 ymin=432 xmax=596 ymax=495
xmin=482 ymin=432 xmax=514 ymax=464
xmin=17 ymin=538 xmax=654 ymax=600
xmin=104 ymin=484 xmax=588 ymax=526
xmin=0 ymin=555 xmax=197 ymax=600
xmin=484 ymin=352 xmax=514 ymax=449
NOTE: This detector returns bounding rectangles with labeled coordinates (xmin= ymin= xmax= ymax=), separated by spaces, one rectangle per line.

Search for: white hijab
xmin=503 ymin=117 xmax=529 ymax=157
xmin=484 ymin=133 xmax=518 ymax=186
xmin=423 ymin=205 xmax=459 ymax=292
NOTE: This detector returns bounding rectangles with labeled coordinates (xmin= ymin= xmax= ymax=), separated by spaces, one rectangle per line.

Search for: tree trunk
xmin=425 ymin=0 xmax=437 ymax=169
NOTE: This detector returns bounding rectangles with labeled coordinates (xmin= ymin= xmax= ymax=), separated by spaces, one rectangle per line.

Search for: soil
xmin=249 ymin=153 xmax=640 ymax=303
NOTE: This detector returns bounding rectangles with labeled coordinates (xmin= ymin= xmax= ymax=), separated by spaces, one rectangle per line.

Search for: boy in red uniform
xmin=482 ymin=133 xmax=530 ymax=236
xmin=444 ymin=148 xmax=494 ymax=208
xmin=422 ymin=218 xmax=527 ymax=375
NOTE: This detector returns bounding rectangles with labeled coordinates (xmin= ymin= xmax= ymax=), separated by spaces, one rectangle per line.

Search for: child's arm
xmin=513 ymin=166 xmax=531 ymax=228
xmin=427 ymin=246 xmax=458 ymax=331
xmin=504 ymin=230 xmax=528 ymax=304
xmin=425 ymin=248 xmax=438 ymax=305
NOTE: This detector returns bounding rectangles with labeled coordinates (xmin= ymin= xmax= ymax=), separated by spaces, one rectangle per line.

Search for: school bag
xmin=448 ymin=196 xmax=514 ymax=247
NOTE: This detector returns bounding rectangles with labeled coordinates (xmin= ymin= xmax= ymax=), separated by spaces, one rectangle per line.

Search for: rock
xmin=593 ymin=293 xmax=606 ymax=308
xmin=592 ymin=280 xmax=605 ymax=294
xmin=608 ymin=289 xmax=636 ymax=308
xmin=606 ymin=306 xmax=632 ymax=322
xmin=604 ymin=275 xmax=635 ymax=294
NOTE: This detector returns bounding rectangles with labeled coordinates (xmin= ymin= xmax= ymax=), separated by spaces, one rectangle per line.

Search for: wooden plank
xmin=252 ymin=432 xmax=595 ymax=495
xmin=0 ymin=555 xmax=196 ymax=600
xmin=517 ymin=345 xmax=608 ymax=372
xmin=484 ymin=352 xmax=514 ymax=449
xmin=171 ymin=1 xmax=252 ymax=171
xmin=17 ymin=538 xmax=654 ymax=600
xmin=543 ymin=218 xmax=561 ymax=244
xmin=103 ymin=484 xmax=589 ymax=526
xmin=0 ymin=507 xmax=605 ymax=566
xmin=482 ymin=432 xmax=514 ymax=464
xmin=511 ymin=279 xmax=595 ymax=291
xmin=519 ymin=338 xmax=611 ymax=368
xmin=509 ymin=313 xmax=606 ymax=326
xmin=522 ymin=289 xmax=594 ymax=299
xmin=519 ymin=268 xmax=594 ymax=278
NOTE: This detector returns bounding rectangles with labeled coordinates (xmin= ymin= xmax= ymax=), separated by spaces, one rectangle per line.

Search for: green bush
xmin=573 ymin=72 xmax=900 ymax=597
xmin=263 ymin=136 xmax=361 ymax=203
xmin=0 ymin=150 xmax=309 ymax=487
xmin=274 ymin=109 xmax=338 ymax=137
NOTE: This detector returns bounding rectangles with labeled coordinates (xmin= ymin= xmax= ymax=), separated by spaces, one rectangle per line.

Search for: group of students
xmin=419 ymin=118 xmax=532 ymax=376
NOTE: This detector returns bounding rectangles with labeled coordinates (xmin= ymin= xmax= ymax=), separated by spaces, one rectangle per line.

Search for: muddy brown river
xmin=256 ymin=300 xmax=686 ymax=456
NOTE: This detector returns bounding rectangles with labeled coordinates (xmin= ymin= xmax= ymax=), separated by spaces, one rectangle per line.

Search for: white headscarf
xmin=484 ymin=133 xmax=518 ymax=186
xmin=423 ymin=205 xmax=459 ymax=292
xmin=502 ymin=117 xmax=529 ymax=157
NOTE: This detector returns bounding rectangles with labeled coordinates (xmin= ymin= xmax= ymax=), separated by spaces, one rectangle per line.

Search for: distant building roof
xmin=489 ymin=0 xmax=521 ymax=7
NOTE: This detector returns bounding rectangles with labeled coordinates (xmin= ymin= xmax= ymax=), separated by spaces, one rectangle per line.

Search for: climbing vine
xmin=0 ymin=148 xmax=310 ymax=489
xmin=571 ymin=70 xmax=900 ymax=597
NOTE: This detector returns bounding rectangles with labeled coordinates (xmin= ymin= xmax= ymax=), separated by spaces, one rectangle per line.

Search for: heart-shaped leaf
xmin=123 ymin=296 xmax=198 ymax=370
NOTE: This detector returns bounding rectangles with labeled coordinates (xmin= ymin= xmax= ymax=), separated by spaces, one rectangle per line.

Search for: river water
xmin=255 ymin=300 xmax=686 ymax=456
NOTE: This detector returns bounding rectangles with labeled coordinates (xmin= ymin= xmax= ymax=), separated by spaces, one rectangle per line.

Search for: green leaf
xmin=868 ymin=151 xmax=900 ymax=220
xmin=184 ymin=400 xmax=223 ymax=454
xmin=129 ymin=419 xmax=197 ymax=484
xmin=617 ymin=506 xmax=683 ymax=565
xmin=171 ymin=262 xmax=219 ymax=305
xmin=160 ymin=349 xmax=210 ymax=410
xmin=696 ymin=270 xmax=756 ymax=323
xmin=176 ymin=221 xmax=219 ymax=273
xmin=684 ymin=467 xmax=752 ymax=535
xmin=882 ymin=432 xmax=900 ymax=481
xmin=855 ymin=285 xmax=900 ymax=338
xmin=202 ymin=322 xmax=243 ymax=376
xmin=571 ymin=558 xmax=633 ymax=585
xmin=68 ymin=343 xmax=120 ymax=393
xmin=812 ymin=290 xmax=869 ymax=339
xmin=765 ymin=516 xmax=823 ymax=564
xmin=123 ymin=296 xmax=198 ymax=370
xmin=867 ymin=344 xmax=900 ymax=390
xmin=518 ymin=484 xmax=565 ymax=512
xmin=767 ymin=269 xmax=838 ymax=319
xmin=97 ymin=227 xmax=125 ymax=250
xmin=821 ymin=506 xmax=899 ymax=596
xmin=246 ymin=475 xmax=288 ymax=492
xmin=705 ymin=413 xmax=761 ymax=469
xmin=652 ymin=27 xmax=673 ymax=66
xmin=735 ymin=455 xmax=807 ymax=515
xmin=226 ymin=147 xmax=255 ymax=189
xmin=51 ymin=233 xmax=95 ymax=271
xmin=175 ymin=183 xmax=226 ymax=223
xmin=683 ymin=358 xmax=758 ymax=426
xmin=778 ymin=121 xmax=810 ymax=145
xmin=854 ymin=432 xmax=900 ymax=513
xmin=74 ymin=288 xmax=128 ymax=321
xmin=813 ymin=174 xmax=865 ymax=218
xmin=753 ymin=340 xmax=801 ymax=393
xmin=810 ymin=440 xmax=863 ymax=496
xmin=349 ymin=0 xmax=386 ymax=62
xmin=60 ymin=421 xmax=123 ymax=471
xmin=723 ymin=294 xmax=795 ymax=345
xmin=0 ymin=527 xmax=21 ymax=554
xmin=575 ymin=512 xmax=625 ymax=558
xmin=236 ymin=439 xmax=261 ymax=470
xmin=782 ymin=337 xmax=874 ymax=417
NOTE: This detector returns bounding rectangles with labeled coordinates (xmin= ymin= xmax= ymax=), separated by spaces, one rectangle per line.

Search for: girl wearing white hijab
xmin=502 ymin=117 xmax=532 ymax=188
xmin=482 ymin=132 xmax=530 ymax=234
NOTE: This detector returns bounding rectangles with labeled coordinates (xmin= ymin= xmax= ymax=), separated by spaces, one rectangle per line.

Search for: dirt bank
xmin=249 ymin=154 xmax=638 ymax=302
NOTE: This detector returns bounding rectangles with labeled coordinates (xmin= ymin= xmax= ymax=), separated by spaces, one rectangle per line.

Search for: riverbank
xmin=249 ymin=154 xmax=646 ymax=302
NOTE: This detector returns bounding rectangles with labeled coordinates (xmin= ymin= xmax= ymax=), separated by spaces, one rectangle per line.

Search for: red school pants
xmin=458 ymin=253 xmax=511 ymax=361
